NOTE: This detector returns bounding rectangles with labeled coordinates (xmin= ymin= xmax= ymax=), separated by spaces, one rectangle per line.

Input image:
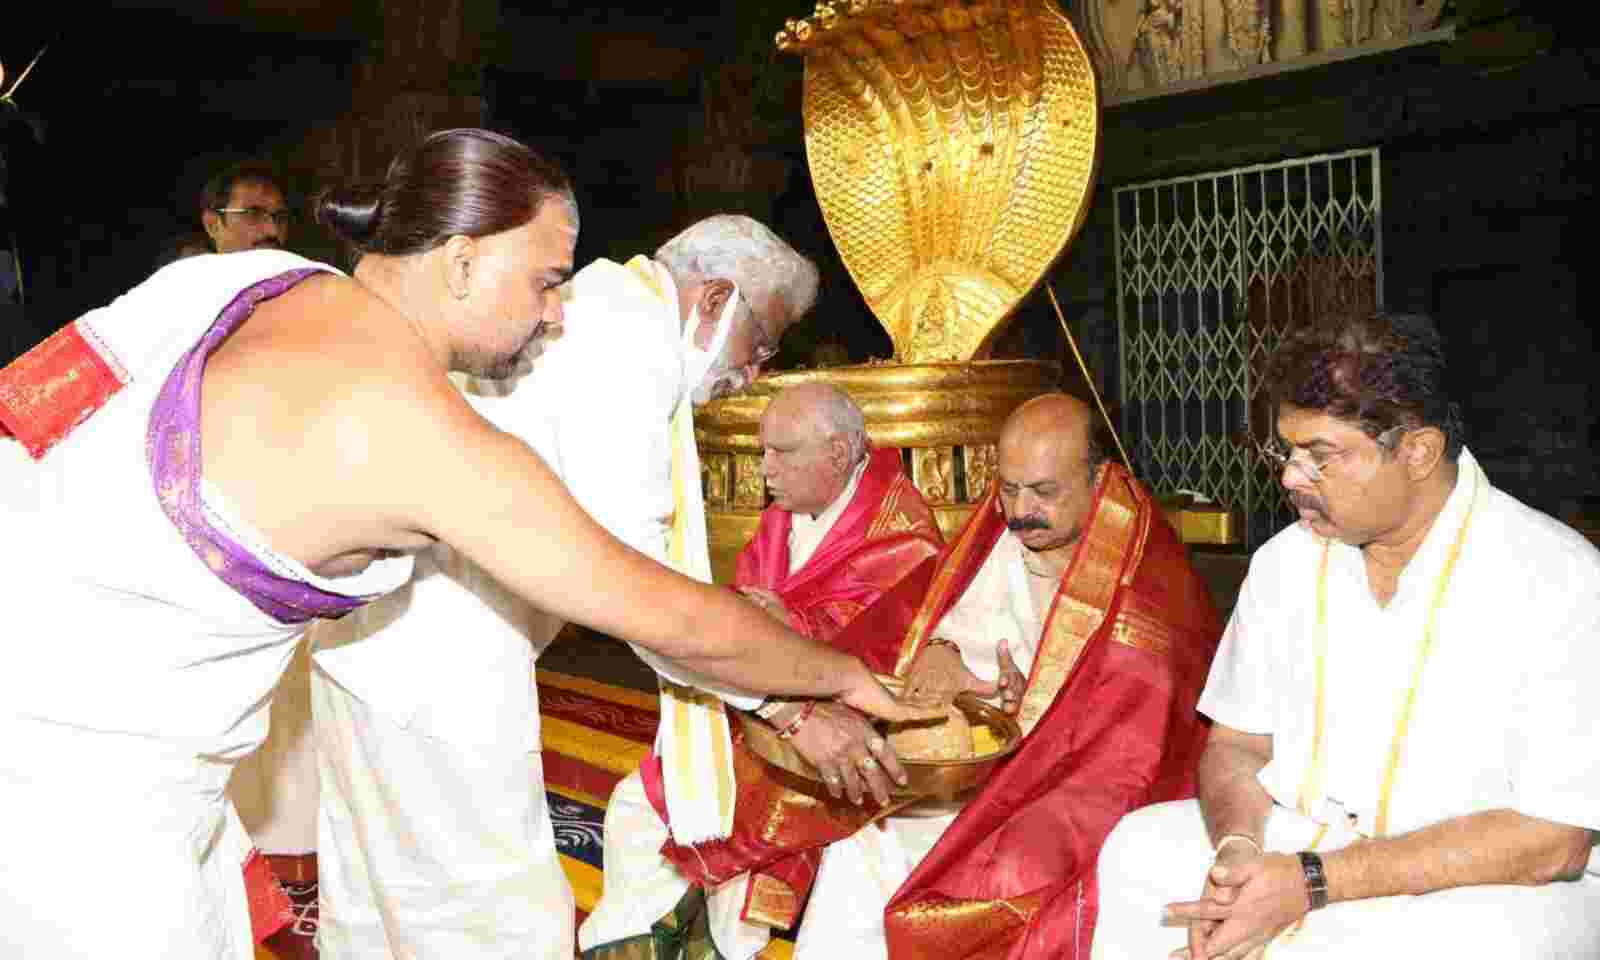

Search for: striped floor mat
xmin=537 ymin=669 xmax=658 ymax=925
xmin=540 ymin=670 xmax=797 ymax=959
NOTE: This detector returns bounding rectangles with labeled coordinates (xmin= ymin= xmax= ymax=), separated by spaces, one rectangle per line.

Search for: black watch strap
xmin=1297 ymin=850 xmax=1329 ymax=911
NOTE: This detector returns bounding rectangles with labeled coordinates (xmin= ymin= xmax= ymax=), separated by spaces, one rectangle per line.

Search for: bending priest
xmin=0 ymin=132 xmax=923 ymax=960
xmin=585 ymin=393 xmax=1223 ymax=960
xmin=1094 ymin=313 xmax=1600 ymax=960
xmin=581 ymin=382 xmax=944 ymax=959
xmin=312 ymin=215 xmax=821 ymax=958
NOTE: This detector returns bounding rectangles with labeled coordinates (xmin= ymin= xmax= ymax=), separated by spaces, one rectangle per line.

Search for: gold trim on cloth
xmin=624 ymin=250 xmax=739 ymax=843
xmin=1016 ymin=472 xmax=1140 ymax=734
xmin=743 ymin=874 xmax=801 ymax=929
xmin=892 ymin=491 xmax=1002 ymax=677
xmin=888 ymin=890 xmax=1044 ymax=960
xmin=889 ymin=470 xmax=1144 ymax=736
xmin=1296 ymin=469 xmax=1483 ymax=834
xmin=1109 ymin=607 xmax=1174 ymax=657
xmin=867 ymin=472 xmax=938 ymax=542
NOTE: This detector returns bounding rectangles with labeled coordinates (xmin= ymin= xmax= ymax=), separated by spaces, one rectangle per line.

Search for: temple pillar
xmin=290 ymin=0 xmax=493 ymax=208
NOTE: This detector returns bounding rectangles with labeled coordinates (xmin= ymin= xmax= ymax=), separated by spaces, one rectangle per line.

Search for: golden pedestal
xmin=698 ymin=359 xmax=1058 ymax=583
xmin=689 ymin=3 xmax=1250 ymax=579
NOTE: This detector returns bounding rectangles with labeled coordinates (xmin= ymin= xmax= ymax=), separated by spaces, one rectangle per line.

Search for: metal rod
xmin=1 ymin=46 xmax=48 ymax=102
xmin=1047 ymin=283 xmax=1133 ymax=476
xmin=7 ymin=231 xmax=23 ymax=306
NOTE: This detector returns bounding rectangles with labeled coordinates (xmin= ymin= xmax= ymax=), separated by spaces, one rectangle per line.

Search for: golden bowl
xmin=735 ymin=680 xmax=1024 ymax=803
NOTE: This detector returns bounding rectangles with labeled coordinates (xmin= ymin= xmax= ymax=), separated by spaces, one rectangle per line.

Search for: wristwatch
xmin=1297 ymin=850 xmax=1329 ymax=911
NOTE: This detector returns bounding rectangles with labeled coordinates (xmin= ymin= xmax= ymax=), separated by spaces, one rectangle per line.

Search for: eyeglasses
xmin=739 ymin=292 xmax=781 ymax=366
xmin=214 ymin=207 xmax=294 ymax=228
xmin=1257 ymin=425 xmax=1404 ymax=484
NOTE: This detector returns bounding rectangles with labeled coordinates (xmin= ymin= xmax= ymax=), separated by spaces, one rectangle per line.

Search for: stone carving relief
xmin=1222 ymin=0 xmax=1273 ymax=69
xmin=1131 ymin=0 xmax=1205 ymax=89
xmin=702 ymin=453 xmax=733 ymax=509
xmin=734 ymin=454 xmax=766 ymax=509
xmin=912 ymin=447 xmax=956 ymax=506
xmin=1326 ymin=0 xmax=1449 ymax=47
xmin=963 ymin=444 xmax=998 ymax=502
xmin=1078 ymin=0 xmax=1449 ymax=96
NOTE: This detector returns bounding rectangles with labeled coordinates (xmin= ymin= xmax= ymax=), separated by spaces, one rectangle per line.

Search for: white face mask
xmin=682 ymin=282 xmax=744 ymax=407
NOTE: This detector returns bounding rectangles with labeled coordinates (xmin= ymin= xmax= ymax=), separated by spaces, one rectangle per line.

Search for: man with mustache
xmin=1094 ymin=313 xmax=1600 ymax=960
xmin=309 ymin=214 xmax=824 ymax=959
xmin=581 ymin=381 xmax=943 ymax=960
xmin=593 ymin=393 xmax=1221 ymax=960
xmin=200 ymin=161 xmax=291 ymax=253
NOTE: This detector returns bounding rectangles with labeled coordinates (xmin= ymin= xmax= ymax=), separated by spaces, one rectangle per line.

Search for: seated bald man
xmin=589 ymin=394 xmax=1223 ymax=960
xmin=581 ymin=382 xmax=944 ymax=960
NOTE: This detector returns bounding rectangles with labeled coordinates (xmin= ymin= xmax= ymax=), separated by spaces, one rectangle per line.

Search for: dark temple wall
xmin=1041 ymin=9 xmax=1598 ymax=533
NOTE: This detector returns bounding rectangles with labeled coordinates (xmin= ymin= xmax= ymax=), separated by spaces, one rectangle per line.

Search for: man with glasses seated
xmin=199 ymin=160 xmax=293 ymax=253
xmin=1093 ymin=312 xmax=1600 ymax=960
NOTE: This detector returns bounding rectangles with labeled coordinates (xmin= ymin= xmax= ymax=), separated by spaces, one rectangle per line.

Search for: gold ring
xmin=823 ymin=773 xmax=840 ymax=785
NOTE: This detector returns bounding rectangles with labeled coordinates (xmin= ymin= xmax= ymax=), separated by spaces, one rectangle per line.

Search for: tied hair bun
xmin=315 ymin=183 xmax=386 ymax=251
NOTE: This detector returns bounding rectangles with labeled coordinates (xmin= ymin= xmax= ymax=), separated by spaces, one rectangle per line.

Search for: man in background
xmin=200 ymin=160 xmax=291 ymax=253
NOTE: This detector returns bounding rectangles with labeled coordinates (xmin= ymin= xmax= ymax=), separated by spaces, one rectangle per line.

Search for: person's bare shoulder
xmin=203 ymin=273 xmax=492 ymax=561
xmin=288 ymin=275 xmax=488 ymax=470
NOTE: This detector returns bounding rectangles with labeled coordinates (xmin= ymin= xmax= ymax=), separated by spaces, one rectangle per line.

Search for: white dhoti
xmin=0 ymin=713 xmax=257 ymax=959
xmin=1093 ymin=800 xmax=1600 ymax=960
xmin=312 ymin=542 xmax=571 ymax=960
xmin=311 ymin=659 xmax=571 ymax=960
xmin=228 ymin=639 xmax=320 ymax=854
xmin=791 ymin=810 xmax=954 ymax=960
xmin=0 ymin=251 xmax=409 ymax=957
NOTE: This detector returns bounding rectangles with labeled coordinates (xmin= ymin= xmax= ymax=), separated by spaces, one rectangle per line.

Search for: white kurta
xmin=792 ymin=530 xmax=1046 ymax=960
xmin=0 ymin=251 xmax=412 ymax=959
xmin=1093 ymin=450 xmax=1600 ymax=959
xmin=311 ymin=256 xmax=747 ymax=959
xmin=578 ymin=468 xmax=873 ymax=960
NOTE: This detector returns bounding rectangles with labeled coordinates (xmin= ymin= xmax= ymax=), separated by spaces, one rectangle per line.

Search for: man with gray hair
xmin=581 ymin=381 xmax=944 ymax=960
xmin=309 ymin=214 xmax=822 ymax=959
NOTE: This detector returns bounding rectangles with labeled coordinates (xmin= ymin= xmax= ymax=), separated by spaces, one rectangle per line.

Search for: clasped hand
xmin=1162 ymin=844 xmax=1309 ymax=960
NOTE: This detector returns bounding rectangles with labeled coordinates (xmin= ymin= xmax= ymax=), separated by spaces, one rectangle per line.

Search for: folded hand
xmin=1163 ymin=846 xmax=1307 ymax=960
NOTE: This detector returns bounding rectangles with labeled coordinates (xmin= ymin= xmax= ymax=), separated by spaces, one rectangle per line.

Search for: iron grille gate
xmin=1114 ymin=148 xmax=1383 ymax=547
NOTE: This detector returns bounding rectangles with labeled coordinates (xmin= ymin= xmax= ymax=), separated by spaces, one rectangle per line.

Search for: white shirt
xmin=787 ymin=457 xmax=869 ymax=575
xmin=510 ymin=257 xmax=686 ymax=561
xmin=1199 ymin=449 xmax=1600 ymax=847
xmin=934 ymin=529 xmax=1046 ymax=684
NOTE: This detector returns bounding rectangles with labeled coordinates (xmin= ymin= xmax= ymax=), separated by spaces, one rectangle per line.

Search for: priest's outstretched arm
xmin=318 ymin=334 xmax=925 ymax=723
